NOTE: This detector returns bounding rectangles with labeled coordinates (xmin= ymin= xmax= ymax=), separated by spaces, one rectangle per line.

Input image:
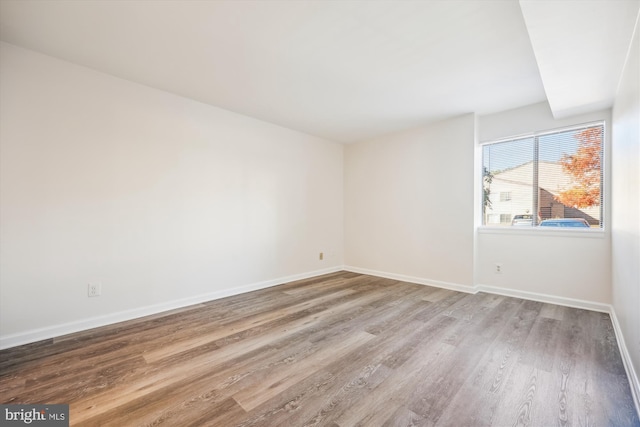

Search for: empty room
xmin=1 ymin=0 xmax=639 ymax=426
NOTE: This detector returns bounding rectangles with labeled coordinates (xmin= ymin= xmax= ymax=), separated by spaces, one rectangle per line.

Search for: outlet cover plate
xmin=88 ymin=282 xmax=101 ymax=297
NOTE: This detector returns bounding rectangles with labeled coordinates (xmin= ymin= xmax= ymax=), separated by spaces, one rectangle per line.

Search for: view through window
xmin=482 ymin=123 xmax=604 ymax=229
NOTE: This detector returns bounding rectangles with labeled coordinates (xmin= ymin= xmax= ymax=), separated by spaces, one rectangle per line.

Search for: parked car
xmin=511 ymin=214 xmax=533 ymax=226
xmin=538 ymin=218 xmax=590 ymax=228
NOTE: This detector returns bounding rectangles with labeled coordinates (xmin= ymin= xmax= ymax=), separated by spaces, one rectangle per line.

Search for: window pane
xmin=481 ymin=123 xmax=604 ymax=230
xmin=538 ymin=126 xmax=602 ymax=228
xmin=500 ymin=192 xmax=511 ymax=202
xmin=482 ymin=137 xmax=534 ymax=226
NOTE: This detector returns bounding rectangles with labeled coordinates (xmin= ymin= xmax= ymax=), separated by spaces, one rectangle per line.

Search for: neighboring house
xmin=485 ymin=161 xmax=600 ymax=226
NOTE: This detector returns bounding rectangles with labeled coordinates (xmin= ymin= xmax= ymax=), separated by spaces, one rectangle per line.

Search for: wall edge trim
xmin=474 ymin=284 xmax=611 ymax=313
xmin=343 ymin=267 xmax=638 ymax=417
xmin=3 ymin=265 xmax=638 ymax=420
xmin=343 ymin=265 xmax=475 ymax=294
xmin=609 ymin=306 xmax=640 ymax=417
xmin=0 ymin=266 xmax=342 ymax=350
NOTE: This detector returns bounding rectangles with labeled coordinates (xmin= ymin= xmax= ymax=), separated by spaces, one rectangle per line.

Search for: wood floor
xmin=1 ymin=271 xmax=638 ymax=426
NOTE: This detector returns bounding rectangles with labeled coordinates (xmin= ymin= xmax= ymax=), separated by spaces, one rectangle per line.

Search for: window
xmin=482 ymin=122 xmax=604 ymax=229
xmin=500 ymin=214 xmax=512 ymax=224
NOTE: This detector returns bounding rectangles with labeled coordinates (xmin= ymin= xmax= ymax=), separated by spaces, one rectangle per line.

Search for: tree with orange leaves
xmin=555 ymin=127 xmax=602 ymax=208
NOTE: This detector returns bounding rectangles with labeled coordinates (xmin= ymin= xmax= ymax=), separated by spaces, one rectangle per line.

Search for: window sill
xmin=477 ymin=226 xmax=606 ymax=238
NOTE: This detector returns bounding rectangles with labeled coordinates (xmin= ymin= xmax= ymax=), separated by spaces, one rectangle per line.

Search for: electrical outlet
xmin=495 ymin=263 xmax=503 ymax=274
xmin=319 ymin=252 xmax=324 ymax=261
xmin=88 ymin=282 xmax=101 ymax=297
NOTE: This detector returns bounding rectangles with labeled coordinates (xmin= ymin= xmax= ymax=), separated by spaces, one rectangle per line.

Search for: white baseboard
xmin=343 ymin=265 xmax=475 ymax=294
xmin=474 ymin=284 xmax=611 ymax=313
xmin=0 ymin=266 xmax=342 ymax=350
xmin=477 ymin=282 xmax=640 ymax=415
xmin=344 ymin=267 xmax=638 ymax=417
xmin=3 ymin=265 xmax=639 ymax=418
xmin=609 ymin=308 xmax=640 ymax=416
xmin=344 ymin=266 xmax=612 ymax=312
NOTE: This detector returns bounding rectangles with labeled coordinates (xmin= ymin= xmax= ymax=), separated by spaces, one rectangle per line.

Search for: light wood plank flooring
xmin=1 ymin=272 xmax=638 ymax=426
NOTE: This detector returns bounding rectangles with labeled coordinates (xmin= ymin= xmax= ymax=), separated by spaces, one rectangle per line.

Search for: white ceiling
xmin=520 ymin=0 xmax=640 ymax=119
xmin=0 ymin=0 xmax=638 ymax=143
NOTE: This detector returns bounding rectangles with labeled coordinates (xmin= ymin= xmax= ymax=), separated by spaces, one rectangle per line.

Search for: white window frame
xmin=478 ymin=121 xmax=606 ymax=236
xmin=499 ymin=192 xmax=512 ymax=202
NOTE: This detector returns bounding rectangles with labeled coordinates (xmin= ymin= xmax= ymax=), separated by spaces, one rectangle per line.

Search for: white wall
xmin=343 ymin=103 xmax=612 ymax=304
xmin=611 ymin=15 xmax=640 ymax=401
xmin=476 ymin=102 xmax=612 ymax=304
xmin=0 ymin=42 xmax=344 ymax=346
xmin=0 ymin=39 xmax=629 ymax=355
xmin=344 ymin=114 xmax=475 ymax=290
